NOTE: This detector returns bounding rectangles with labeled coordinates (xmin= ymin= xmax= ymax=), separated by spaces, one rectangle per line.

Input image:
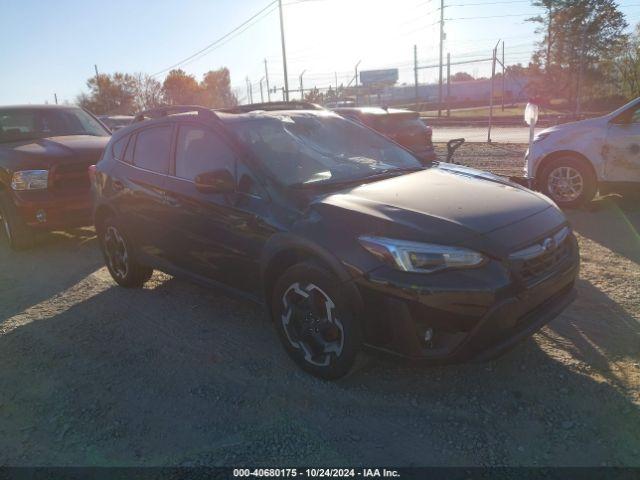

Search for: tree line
xmin=526 ymin=0 xmax=637 ymax=108
xmin=77 ymin=68 xmax=237 ymax=115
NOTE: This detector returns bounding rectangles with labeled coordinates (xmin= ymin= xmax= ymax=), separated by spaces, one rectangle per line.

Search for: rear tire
xmin=98 ymin=216 xmax=153 ymax=288
xmin=271 ymin=261 xmax=362 ymax=380
xmin=539 ymin=155 xmax=597 ymax=209
xmin=0 ymin=192 xmax=35 ymax=250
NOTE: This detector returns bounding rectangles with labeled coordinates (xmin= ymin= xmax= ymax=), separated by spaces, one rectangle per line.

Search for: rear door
xmin=118 ymin=124 xmax=174 ymax=260
xmin=604 ymin=104 xmax=640 ymax=182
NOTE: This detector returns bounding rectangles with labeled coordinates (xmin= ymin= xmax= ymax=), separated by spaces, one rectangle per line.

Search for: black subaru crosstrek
xmin=93 ymin=103 xmax=579 ymax=379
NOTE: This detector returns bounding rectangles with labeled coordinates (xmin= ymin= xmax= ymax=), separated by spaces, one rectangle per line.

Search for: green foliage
xmin=77 ymin=68 xmax=237 ymax=114
xmin=450 ymin=72 xmax=474 ymax=82
xmin=527 ymin=0 xmax=628 ymax=104
xmin=618 ymin=24 xmax=640 ymax=99
xmin=77 ymin=72 xmax=137 ymax=115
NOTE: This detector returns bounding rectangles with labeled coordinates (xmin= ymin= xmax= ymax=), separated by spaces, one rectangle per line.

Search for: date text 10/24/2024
xmin=233 ymin=468 xmax=401 ymax=478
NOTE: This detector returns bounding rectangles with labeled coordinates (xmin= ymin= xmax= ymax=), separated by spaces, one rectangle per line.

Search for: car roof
xmin=110 ymin=107 xmax=340 ymax=141
xmin=217 ymin=109 xmax=338 ymax=124
xmin=0 ymin=104 xmax=82 ymax=111
xmin=333 ymin=106 xmax=419 ymax=118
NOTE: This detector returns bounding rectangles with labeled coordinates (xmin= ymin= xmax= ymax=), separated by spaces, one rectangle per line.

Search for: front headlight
xmin=11 ymin=170 xmax=49 ymax=190
xmin=358 ymin=236 xmax=486 ymax=273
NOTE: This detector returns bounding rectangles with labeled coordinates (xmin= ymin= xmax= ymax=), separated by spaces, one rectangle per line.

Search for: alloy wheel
xmin=103 ymin=226 xmax=129 ymax=279
xmin=548 ymin=166 xmax=584 ymax=203
xmin=280 ymin=282 xmax=344 ymax=367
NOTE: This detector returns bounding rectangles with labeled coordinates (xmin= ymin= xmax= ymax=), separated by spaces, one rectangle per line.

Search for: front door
xmin=162 ymin=123 xmax=270 ymax=296
xmin=604 ymin=103 xmax=640 ymax=183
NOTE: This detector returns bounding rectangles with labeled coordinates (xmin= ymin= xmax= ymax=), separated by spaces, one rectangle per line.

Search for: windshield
xmin=233 ymin=113 xmax=423 ymax=187
xmin=0 ymin=108 xmax=110 ymax=144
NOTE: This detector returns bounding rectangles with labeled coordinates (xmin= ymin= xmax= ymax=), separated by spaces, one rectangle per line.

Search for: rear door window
xmin=175 ymin=125 xmax=236 ymax=180
xmin=132 ymin=126 xmax=172 ymax=174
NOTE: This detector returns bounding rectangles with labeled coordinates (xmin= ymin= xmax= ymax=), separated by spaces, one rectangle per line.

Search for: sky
xmin=1 ymin=0 xmax=640 ymax=105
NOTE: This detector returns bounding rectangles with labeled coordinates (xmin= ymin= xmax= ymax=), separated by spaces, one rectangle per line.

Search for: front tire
xmin=98 ymin=216 xmax=153 ymax=288
xmin=539 ymin=155 xmax=597 ymax=208
xmin=0 ymin=192 xmax=34 ymax=250
xmin=271 ymin=261 xmax=362 ymax=380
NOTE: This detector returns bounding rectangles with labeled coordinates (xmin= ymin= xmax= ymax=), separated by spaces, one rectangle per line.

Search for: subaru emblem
xmin=542 ymin=237 xmax=556 ymax=251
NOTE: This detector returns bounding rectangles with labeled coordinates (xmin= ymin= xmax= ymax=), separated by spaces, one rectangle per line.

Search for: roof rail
xmin=219 ymin=101 xmax=325 ymax=114
xmin=133 ymin=105 xmax=218 ymax=123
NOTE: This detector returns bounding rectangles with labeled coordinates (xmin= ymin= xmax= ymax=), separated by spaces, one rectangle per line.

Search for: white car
xmin=526 ymin=97 xmax=640 ymax=208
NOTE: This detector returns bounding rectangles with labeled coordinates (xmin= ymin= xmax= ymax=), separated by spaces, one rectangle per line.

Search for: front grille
xmin=50 ymin=162 xmax=92 ymax=191
xmin=510 ymin=227 xmax=573 ymax=284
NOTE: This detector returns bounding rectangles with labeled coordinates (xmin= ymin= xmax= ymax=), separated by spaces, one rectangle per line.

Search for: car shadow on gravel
xmin=569 ymin=195 xmax=640 ymax=264
xmin=0 ymin=268 xmax=638 ymax=466
xmin=0 ymin=227 xmax=102 ymax=326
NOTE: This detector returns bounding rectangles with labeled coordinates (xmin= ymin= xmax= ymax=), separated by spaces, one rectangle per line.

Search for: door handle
xmin=164 ymin=193 xmax=181 ymax=208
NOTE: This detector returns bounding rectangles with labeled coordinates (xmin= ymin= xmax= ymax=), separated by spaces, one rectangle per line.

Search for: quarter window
xmin=175 ymin=125 xmax=236 ymax=180
xmin=112 ymin=135 xmax=129 ymax=162
xmin=132 ymin=126 xmax=172 ymax=174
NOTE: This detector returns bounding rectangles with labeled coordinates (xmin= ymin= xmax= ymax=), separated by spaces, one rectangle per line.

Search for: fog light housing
xmin=36 ymin=210 xmax=47 ymax=223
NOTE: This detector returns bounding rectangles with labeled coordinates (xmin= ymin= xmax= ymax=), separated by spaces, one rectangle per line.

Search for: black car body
xmin=93 ymin=104 xmax=578 ymax=379
xmin=333 ymin=107 xmax=436 ymax=162
xmin=0 ymin=105 xmax=110 ymax=248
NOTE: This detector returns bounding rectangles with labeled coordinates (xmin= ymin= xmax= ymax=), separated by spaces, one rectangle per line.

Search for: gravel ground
xmin=0 ymin=146 xmax=638 ymax=467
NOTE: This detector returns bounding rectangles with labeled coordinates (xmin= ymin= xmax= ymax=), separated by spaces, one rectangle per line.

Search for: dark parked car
xmin=334 ymin=106 xmax=436 ymax=161
xmin=0 ymin=105 xmax=110 ymax=249
xmin=98 ymin=115 xmax=134 ymax=132
xmin=93 ymin=104 xmax=579 ymax=379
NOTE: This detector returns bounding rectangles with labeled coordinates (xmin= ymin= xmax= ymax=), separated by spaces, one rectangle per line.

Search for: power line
xmin=446 ymin=12 xmax=541 ymax=20
xmin=151 ymin=0 xmax=278 ymax=77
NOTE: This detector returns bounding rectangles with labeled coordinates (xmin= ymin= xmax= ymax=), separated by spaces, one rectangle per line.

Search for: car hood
xmin=311 ymin=164 xmax=564 ymax=254
xmin=539 ymin=116 xmax=606 ymax=136
xmin=1 ymin=135 xmax=110 ymax=170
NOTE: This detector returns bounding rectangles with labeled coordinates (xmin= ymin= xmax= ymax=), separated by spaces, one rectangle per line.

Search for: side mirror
xmin=194 ymin=169 xmax=235 ymax=194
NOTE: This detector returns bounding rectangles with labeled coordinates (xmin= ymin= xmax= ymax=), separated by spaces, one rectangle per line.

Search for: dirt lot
xmin=0 ymin=147 xmax=638 ymax=467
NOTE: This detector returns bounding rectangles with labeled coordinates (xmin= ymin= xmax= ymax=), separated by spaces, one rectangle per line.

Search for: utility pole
xmin=354 ymin=60 xmax=361 ymax=88
xmin=259 ymin=77 xmax=265 ymax=103
xmin=576 ymin=23 xmax=589 ymax=118
xmin=246 ymin=77 xmax=253 ymax=104
xmin=446 ymin=53 xmax=451 ymax=117
xmin=546 ymin=6 xmax=553 ymax=71
xmin=335 ymin=72 xmax=338 ymax=94
xmin=488 ymin=40 xmax=499 ymax=143
xmin=54 ymin=93 xmax=58 ymax=105
xmin=299 ymin=70 xmax=306 ymax=100
xmin=278 ymin=0 xmax=289 ymax=101
xmin=438 ymin=0 xmax=445 ymax=117
xmin=414 ymin=45 xmax=419 ymax=106
xmin=501 ymin=41 xmax=505 ymax=111
xmin=94 ymin=64 xmax=100 ymax=99
xmin=264 ymin=59 xmax=271 ymax=102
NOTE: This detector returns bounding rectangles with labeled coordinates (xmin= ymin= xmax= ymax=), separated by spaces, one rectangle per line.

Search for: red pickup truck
xmin=0 ymin=105 xmax=110 ymax=249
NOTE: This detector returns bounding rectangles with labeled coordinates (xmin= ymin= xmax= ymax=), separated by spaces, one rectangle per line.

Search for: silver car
xmin=526 ymin=97 xmax=640 ymax=208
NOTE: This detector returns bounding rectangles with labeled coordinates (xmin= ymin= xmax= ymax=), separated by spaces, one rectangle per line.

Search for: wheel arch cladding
xmin=261 ymin=235 xmax=364 ymax=317
xmin=94 ymin=204 xmax=115 ymax=235
xmin=537 ymin=150 xmax=598 ymax=181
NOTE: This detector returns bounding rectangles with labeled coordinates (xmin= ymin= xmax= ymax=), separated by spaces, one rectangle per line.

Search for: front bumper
xmin=11 ymin=189 xmax=92 ymax=229
xmin=354 ymin=236 xmax=579 ymax=362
